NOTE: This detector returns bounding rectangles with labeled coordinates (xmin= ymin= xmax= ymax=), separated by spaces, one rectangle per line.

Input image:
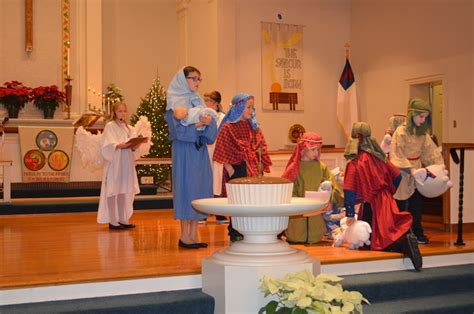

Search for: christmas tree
xmin=130 ymin=77 xmax=171 ymax=186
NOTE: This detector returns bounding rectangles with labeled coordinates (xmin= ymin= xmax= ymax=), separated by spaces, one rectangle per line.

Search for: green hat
xmin=344 ymin=121 xmax=386 ymax=161
xmin=406 ymin=98 xmax=432 ymax=136
xmin=387 ymin=114 xmax=406 ymax=134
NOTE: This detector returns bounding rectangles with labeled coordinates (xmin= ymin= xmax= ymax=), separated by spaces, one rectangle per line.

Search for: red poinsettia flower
xmin=30 ymin=85 xmax=66 ymax=111
xmin=0 ymin=81 xmax=31 ymax=111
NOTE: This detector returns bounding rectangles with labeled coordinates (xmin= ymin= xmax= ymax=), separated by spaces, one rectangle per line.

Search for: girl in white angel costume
xmin=75 ymin=102 xmax=151 ymax=230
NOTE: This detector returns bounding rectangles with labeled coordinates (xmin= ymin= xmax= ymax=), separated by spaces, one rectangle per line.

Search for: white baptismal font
xmin=192 ymin=176 xmax=329 ymax=314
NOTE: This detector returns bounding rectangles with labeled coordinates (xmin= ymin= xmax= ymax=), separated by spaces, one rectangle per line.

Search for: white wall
xmin=351 ymin=0 xmax=474 ymax=144
xmin=102 ymin=0 xmax=179 ymax=112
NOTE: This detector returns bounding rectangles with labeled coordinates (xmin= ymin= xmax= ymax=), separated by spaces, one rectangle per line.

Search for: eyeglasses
xmin=204 ymin=97 xmax=216 ymax=103
xmin=186 ymin=76 xmax=202 ymax=82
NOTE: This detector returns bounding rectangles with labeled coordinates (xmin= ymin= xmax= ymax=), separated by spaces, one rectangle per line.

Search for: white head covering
xmin=166 ymin=67 xmax=205 ymax=111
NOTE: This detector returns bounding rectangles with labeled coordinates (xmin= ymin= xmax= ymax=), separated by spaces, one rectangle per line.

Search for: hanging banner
xmin=261 ymin=22 xmax=304 ymax=111
xmin=19 ymin=126 xmax=74 ymax=182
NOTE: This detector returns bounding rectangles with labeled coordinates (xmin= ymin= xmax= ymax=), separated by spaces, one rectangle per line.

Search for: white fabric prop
xmin=131 ymin=116 xmax=153 ymax=157
xmin=415 ymin=164 xmax=453 ymax=198
xmin=318 ymin=180 xmax=333 ymax=193
xmin=380 ymin=133 xmax=392 ymax=154
xmin=333 ymin=216 xmax=372 ymax=250
xmin=74 ymin=116 xmax=152 ymax=172
xmin=75 ymin=127 xmax=104 ymax=172
xmin=331 ymin=167 xmax=344 ymax=186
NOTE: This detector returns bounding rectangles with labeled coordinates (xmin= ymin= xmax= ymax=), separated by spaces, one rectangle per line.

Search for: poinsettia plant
xmin=259 ymin=270 xmax=369 ymax=314
xmin=0 ymin=81 xmax=31 ymax=117
xmin=30 ymin=85 xmax=66 ymax=111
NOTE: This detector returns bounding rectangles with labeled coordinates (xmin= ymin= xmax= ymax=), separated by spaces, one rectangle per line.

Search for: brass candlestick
xmin=65 ymin=75 xmax=72 ymax=120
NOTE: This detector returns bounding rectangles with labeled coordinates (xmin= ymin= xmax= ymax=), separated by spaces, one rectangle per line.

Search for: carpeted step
xmin=6 ymin=182 xmax=158 ymax=198
xmin=363 ymin=291 xmax=474 ymax=314
xmin=0 ymin=197 xmax=173 ymax=215
xmin=0 ymin=289 xmax=214 ymax=314
xmin=342 ymin=264 xmax=473 ymax=303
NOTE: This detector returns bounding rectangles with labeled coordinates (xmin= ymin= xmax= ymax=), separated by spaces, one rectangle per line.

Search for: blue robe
xmin=165 ymin=110 xmax=217 ymax=220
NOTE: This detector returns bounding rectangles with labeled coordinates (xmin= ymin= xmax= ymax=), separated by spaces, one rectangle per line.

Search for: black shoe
xmin=196 ymin=242 xmax=208 ymax=248
xmin=230 ymin=235 xmax=244 ymax=242
xmin=416 ymin=235 xmax=430 ymax=244
xmin=178 ymin=240 xmax=200 ymax=249
xmin=404 ymin=233 xmax=423 ymax=271
xmin=109 ymin=223 xmax=125 ymax=230
xmin=119 ymin=223 xmax=136 ymax=229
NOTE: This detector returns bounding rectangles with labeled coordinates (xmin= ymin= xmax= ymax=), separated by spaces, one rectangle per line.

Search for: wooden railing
xmin=442 ymin=143 xmax=474 ymax=231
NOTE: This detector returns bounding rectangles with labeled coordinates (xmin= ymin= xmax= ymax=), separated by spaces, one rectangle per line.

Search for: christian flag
xmin=336 ymin=58 xmax=358 ymax=138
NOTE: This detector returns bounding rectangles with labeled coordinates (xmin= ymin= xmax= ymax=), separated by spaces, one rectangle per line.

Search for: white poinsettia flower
xmin=260 ymin=275 xmax=281 ymax=294
xmin=295 ymin=296 xmax=312 ymax=308
xmin=282 ymin=299 xmax=296 ymax=308
xmin=259 ymin=271 xmax=368 ymax=314
xmin=291 ymin=269 xmax=314 ymax=282
xmin=311 ymin=301 xmax=328 ymax=314
xmin=316 ymin=273 xmax=343 ymax=283
xmin=287 ymin=288 xmax=308 ymax=300
xmin=342 ymin=290 xmax=368 ymax=304
xmin=286 ymin=279 xmax=312 ymax=292
xmin=329 ymin=305 xmax=343 ymax=314
xmin=341 ymin=300 xmax=355 ymax=313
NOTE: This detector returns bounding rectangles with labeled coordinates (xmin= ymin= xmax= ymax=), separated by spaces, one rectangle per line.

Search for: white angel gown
xmin=97 ymin=121 xmax=141 ymax=224
xmin=74 ymin=116 xmax=151 ymax=224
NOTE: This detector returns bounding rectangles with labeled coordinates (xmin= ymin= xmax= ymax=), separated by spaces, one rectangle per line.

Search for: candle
xmin=92 ymin=89 xmax=96 ymax=109
xmin=66 ymin=47 xmax=70 ymax=76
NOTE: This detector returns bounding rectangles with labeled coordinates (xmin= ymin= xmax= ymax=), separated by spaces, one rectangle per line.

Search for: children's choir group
xmin=95 ymin=66 xmax=446 ymax=271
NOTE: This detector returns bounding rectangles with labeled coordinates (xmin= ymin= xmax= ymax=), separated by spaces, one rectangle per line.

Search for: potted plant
xmin=259 ymin=270 xmax=369 ymax=314
xmin=30 ymin=85 xmax=66 ymax=119
xmin=0 ymin=81 xmax=31 ymax=118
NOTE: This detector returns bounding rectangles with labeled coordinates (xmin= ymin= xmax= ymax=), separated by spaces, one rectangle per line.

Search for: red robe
xmin=344 ymin=151 xmax=412 ymax=250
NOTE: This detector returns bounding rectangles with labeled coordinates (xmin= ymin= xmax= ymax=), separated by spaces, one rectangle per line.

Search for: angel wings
xmin=75 ymin=116 xmax=152 ymax=172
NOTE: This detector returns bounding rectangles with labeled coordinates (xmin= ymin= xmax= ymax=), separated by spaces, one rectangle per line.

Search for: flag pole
xmin=344 ymin=43 xmax=350 ymax=60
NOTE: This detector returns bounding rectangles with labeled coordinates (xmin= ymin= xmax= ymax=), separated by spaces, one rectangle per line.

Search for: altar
xmin=2 ymin=118 xmax=105 ymax=183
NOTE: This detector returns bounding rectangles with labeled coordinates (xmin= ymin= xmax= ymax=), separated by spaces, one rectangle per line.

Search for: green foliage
xmin=104 ymin=83 xmax=124 ymax=105
xmin=259 ymin=270 xmax=369 ymax=314
xmin=130 ymin=77 xmax=171 ymax=186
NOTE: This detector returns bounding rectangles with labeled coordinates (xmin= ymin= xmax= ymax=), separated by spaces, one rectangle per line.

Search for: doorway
xmin=409 ymin=80 xmax=443 ymax=144
xmin=408 ymin=77 xmax=445 ymax=223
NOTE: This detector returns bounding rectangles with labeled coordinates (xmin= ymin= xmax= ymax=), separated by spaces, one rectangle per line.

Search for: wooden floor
xmin=1 ymin=209 xmax=473 ymax=290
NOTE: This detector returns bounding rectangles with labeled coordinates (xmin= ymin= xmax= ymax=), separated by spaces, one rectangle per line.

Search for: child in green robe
xmin=282 ymin=132 xmax=344 ymax=244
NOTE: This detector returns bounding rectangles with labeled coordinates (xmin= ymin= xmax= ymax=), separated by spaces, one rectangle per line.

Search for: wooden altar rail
xmin=3 ymin=126 xmax=103 ymax=134
xmin=442 ymin=143 xmax=474 ymax=228
xmin=136 ymin=157 xmax=171 ymax=165
xmin=135 ymin=147 xmax=345 ymax=165
xmin=0 ymin=160 xmax=13 ymax=203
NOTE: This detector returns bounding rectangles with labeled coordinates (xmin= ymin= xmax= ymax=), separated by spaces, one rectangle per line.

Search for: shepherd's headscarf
xmin=344 ymin=122 xmax=386 ymax=162
xmin=282 ymin=132 xmax=323 ymax=182
xmin=166 ymin=67 xmax=205 ymax=111
xmin=219 ymin=93 xmax=259 ymax=130
xmin=387 ymin=113 xmax=406 ymax=135
xmin=406 ymin=98 xmax=432 ymax=136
